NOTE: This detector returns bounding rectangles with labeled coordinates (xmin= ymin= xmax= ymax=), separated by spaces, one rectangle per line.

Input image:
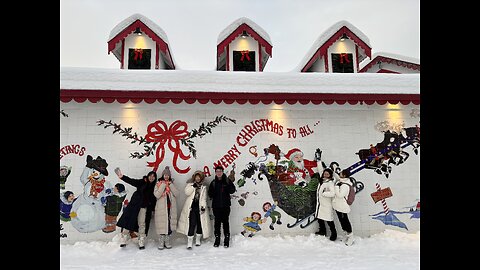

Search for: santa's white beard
xmin=294 ymin=160 xmax=305 ymax=170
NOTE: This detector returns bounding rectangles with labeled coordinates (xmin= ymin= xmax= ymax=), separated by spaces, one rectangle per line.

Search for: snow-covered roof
xmin=217 ymin=17 xmax=271 ymax=45
xmin=293 ymin=20 xmax=371 ymax=72
xmin=360 ymin=52 xmax=420 ymax=70
xmin=108 ymin=13 xmax=169 ymax=44
xmin=60 ymin=67 xmax=419 ymax=105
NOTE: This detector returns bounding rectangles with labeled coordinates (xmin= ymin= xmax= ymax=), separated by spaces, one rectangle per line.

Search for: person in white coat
xmin=177 ymin=170 xmax=211 ymax=249
xmin=314 ymin=168 xmax=337 ymax=241
xmin=332 ymin=169 xmax=354 ymax=245
xmin=153 ymin=166 xmax=179 ymax=250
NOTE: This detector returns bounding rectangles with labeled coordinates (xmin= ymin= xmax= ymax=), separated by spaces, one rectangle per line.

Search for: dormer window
xmin=233 ymin=50 xmax=255 ymax=71
xmin=331 ymin=53 xmax=353 ymax=73
xmin=128 ymin=48 xmax=151 ymax=69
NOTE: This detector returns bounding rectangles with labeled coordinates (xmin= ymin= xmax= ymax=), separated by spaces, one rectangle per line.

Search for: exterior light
xmin=241 ymin=30 xmax=248 ymax=38
xmin=134 ymin=27 xmax=142 ymax=36
xmin=340 ymin=33 xmax=348 ymax=41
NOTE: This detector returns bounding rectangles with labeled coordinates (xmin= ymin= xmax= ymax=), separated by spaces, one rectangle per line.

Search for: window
xmin=233 ymin=50 xmax=256 ymax=71
xmin=331 ymin=53 xmax=354 ymax=73
xmin=128 ymin=48 xmax=151 ymax=69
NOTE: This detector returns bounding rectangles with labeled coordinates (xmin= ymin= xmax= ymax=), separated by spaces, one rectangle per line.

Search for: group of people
xmin=114 ymin=165 xmax=236 ymax=250
xmin=314 ymin=168 xmax=355 ymax=246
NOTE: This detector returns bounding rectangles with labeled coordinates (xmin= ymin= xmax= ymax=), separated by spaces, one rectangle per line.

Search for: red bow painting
xmin=145 ymin=120 xmax=191 ymax=173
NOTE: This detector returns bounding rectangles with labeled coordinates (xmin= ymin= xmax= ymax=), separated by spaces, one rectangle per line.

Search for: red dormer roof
xmin=359 ymin=52 xmax=420 ymax=73
xmin=296 ymin=21 xmax=372 ymax=72
xmin=107 ymin=13 xmax=175 ymax=69
xmin=217 ymin=23 xmax=272 ymax=57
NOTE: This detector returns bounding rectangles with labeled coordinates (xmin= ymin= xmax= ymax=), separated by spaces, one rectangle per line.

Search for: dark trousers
xmin=187 ymin=209 xmax=203 ymax=236
xmin=335 ymin=211 xmax=352 ymax=233
xmin=317 ymin=218 xmax=336 ymax=235
xmin=213 ymin=207 xmax=231 ymax=236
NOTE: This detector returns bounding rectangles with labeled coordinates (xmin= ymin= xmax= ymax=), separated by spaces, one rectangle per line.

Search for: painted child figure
xmin=332 ymin=169 xmax=355 ymax=245
xmin=60 ymin=191 xmax=76 ymax=222
xmin=60 ymin=165 xmax=72 ymax=190
xmin=262 ymin=201 xmax=282 ymax=230
xmin=241 ymin=212 xmax=267 ymax=237
xmin=102 ymin=183 xmax=127 ymax=233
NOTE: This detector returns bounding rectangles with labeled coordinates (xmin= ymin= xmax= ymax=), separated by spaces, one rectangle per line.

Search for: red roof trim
xmin=60 ymin=90 xmax=419 ymax=105
xmin=359 ymin=56 xmax=420 ymax=73
xmin=217 ymin=24 xmax=272 ymax=57
xmin=107 ymin=20 xmax=171 ymax=67
xmin=302 ymin=26 xmax=372 ymax=72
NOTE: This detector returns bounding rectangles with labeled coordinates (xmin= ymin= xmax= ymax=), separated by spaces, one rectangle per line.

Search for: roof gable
xmin=359 ymin=52 xmax=420 ymax=72
xmin=217 ymin=17 xmax=272 ymax=57
xmin=295 ymin=20 xmax=372 ymax=72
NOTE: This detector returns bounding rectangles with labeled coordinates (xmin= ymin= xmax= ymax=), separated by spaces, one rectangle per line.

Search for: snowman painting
xmin=70 ymin=155 xmax=113 ymax=233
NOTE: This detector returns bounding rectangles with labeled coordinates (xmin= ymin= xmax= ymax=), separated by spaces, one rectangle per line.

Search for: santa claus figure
xmin=283 ymin=148 xmax=323 ymax=187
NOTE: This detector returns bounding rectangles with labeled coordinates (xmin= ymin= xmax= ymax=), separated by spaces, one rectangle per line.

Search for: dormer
xmin=359 ymin=52 xmax=420 ymax=73
xmin=107 ymin=13 xmax=176 ymax=70
xmin=217 ymin=17 xmax=272 ymax=72
xmin=295 ymin=20 xmax=371 ymax=73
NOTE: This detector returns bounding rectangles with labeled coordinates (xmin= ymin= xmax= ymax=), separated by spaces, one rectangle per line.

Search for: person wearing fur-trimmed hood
xmin=114 ymin=168 xmax=157 ymax=249
xmin=154 ymin=166 xmax=179 ymax=250
xmin=177 ymin=170 xmax=211 ymax=249
xmin=60 ymin=191 xmax=77 ymax=222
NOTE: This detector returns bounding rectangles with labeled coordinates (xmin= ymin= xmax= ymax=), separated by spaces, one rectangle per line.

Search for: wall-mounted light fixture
xmin=241 ymin=30 xmax=248 ymax=38
xmin=340 ymin=33 xmax=348 ymax=41
xmin=378 ymin=61 xmax=382 ymax=69
xmin=134 ymin=27 xmax=142 ymax=36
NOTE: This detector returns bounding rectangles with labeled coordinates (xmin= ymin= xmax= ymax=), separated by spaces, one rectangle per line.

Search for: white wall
xmin=123 ymin=32 xmax=158 ymax=69
xmin=229 ymin=36 xmax=259 ymax=71
xmin=308 ymin=57 xmax=326 ymax=72
xmin=328 ymin=39 xmax=357 ymax=72
xmin=60 ymin=100 xmax=420 ymax=243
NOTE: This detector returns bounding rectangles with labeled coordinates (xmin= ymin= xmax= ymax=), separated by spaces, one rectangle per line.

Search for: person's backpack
xmin=344 ymin=183 xmax=356 ymax=205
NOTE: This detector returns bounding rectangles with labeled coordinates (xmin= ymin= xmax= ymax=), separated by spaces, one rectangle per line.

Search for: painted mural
xmin=59 ymin=105 xmax=420 ymax=242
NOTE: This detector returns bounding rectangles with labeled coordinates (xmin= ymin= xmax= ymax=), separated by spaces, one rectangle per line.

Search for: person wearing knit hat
xmin=102 ymin=183 xmax=128 ymax=233
xmin=154 ymin=166 xmax=179 ymax=250
xmin=115 ymin=167 xmax=157 ymax=249
xmin=177 ymin=170 xmax=211 ymax=249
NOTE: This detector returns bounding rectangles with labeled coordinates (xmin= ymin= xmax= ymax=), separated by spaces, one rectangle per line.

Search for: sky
xmin=60 ymin=0 xmax=420 ymax=72
xmin=60 ymin=229 xmax=420 ymax=269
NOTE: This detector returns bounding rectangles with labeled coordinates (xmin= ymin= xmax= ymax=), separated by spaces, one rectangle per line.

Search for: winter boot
xmin=213 ymin=234 xmax=220 ymax=247
xmin=164 ymin=235 xmax=172 ymax=249
xmin=345 ymin=232 xmax=355 ymax=246
xmin=158 ymin=235 xmax=166 ymax=250
xmin=316 ymin=220 xmax=326 ymax=236
xmin=224 ymin=234 xmax=230 ymax=248
xmin=195 ymin=234 xmax=202 ymax=246
xmin=187 ymin=236 xmax=194 ymax=249
xmin=138 ymin=236 xmax=145 ymax=250
xmin=329 ymin=228 xmax=337 ymax=241
xmin=120 ymin=232 xmax=130 ymax=247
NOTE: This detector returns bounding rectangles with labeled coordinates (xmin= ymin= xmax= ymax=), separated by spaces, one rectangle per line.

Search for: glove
xmin=200 ymin=206 xmax=205 ymax=214
xmin=114 ymin=167 xmax=122 ymax=177
xmin=101 ymin=197 xmax=107 ymax=205
xmin=315 ymin=149 xmax=322 ymax=161
xmin=105 ymin=188 xmax=112 ymax=195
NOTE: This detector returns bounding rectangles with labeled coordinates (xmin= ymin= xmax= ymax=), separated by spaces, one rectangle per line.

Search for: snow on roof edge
xmin=217 ymin=17 xmax=272 ymax=45
xmin=60 ymin=67 xmax=419 ymax=95
xmin=108 ymin=13 xmax=170 ymax=44
xmin=359 ymin=52 xmax=420 ymax=69
xmin=292 ymin=20 xmax=371 ymax=72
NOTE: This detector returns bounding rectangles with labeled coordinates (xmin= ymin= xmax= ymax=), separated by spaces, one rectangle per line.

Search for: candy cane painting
xmin=369 ymin=183 xmax=408 ymax=230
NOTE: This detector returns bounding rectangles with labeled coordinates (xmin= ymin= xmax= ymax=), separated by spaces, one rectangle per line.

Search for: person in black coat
xmin=208 ymin=166 xmax=236 ymax=248
xmin=114 ymin=167 xmax=157 ymax=249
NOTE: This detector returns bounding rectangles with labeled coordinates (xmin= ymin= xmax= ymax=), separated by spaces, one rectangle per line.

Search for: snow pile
xmin=60 ymin=229 xmax=419 ymax=270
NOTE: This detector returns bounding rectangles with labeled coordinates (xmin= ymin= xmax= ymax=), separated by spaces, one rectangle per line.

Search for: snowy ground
xmin=60 ymin=229 xmax=419 ymax=270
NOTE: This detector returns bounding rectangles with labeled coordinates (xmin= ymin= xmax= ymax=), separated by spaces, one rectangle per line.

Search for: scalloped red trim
xmin=60 ymin=90 xmax=419 ymax=105
xmin=359 ymin=56 xmax=420 ymax=73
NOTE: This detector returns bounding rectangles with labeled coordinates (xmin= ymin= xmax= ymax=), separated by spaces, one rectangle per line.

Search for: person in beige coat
xmin=177 ymin=170 xmax=211 ymax=249
xmin=314 ymin=168 xmax=337 ymax=241
xmin=332 ymin=169 xmax=354 ymax=245
xmin=153 ymin=166 xmax=179 ymax=250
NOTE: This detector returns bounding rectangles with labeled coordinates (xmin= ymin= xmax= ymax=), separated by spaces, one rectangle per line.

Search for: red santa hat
xmin=285 ymin=148 xmax=303 ymax=160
